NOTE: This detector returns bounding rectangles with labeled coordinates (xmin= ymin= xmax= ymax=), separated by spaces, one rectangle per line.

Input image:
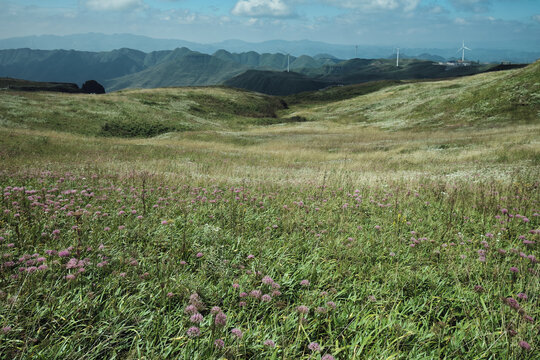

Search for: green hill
xmin=104 ymin=53 xmax=250 ymax=91
xmin=288 ymin=60 xmax=540 ymax=129
xmin=224 ymin=70 xmax=333 ymax=96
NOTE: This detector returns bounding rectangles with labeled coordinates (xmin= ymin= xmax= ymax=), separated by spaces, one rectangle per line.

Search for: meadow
xmin=0 ymin=62 xmax=538 ymax=359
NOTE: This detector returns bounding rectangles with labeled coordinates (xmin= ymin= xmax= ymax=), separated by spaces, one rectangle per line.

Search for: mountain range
xmin=1 ymin=46 xmax=519 ymax=95
xmin=1 ymin=33 xmax=539 ymax=63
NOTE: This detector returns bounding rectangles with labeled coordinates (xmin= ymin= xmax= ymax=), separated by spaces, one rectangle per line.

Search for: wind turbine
xmin=394 ymin=47 xmax=400 ymax=67
xmin=458 ymin=40 xmax=471 ymax=62
xmin=278 ymin=49 xmax=290 ymax=72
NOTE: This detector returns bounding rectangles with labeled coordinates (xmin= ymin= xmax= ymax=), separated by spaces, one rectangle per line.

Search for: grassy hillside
xmin=225 ymin=70 xmax=333 ymax=96
xmin=288 ymin=60 xmax=540 ymax=129
xmin=0 ymin=61 xmax=538 ymax=360
xmin=0 ymin=77 xmax=81 ymax=93
xmin=0 ymin=86 xmax=288 ymax=137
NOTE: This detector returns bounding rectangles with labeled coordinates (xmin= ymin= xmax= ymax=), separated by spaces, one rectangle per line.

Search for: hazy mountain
xmin=0 ymin=46 xmax=516 ymax=95
xmin=0 ymin=47 xmax=340 ymax=91
xmin=1 ymin=33 xmax=538 ymax=63
xmin=104 ymin=52 xmax=250 ymax=91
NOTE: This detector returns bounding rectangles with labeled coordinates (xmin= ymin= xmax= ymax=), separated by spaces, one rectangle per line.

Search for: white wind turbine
xmin=458 ymin=40 xmax=471 ymax=62
xmin=394 ymin=47 xmax=400 ymax=67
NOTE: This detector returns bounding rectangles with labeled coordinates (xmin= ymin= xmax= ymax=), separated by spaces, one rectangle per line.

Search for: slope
xmin=287 ymin=60 xmax=540 ymax=129
xmin=224 ymin=70 xmax=333 ymax=96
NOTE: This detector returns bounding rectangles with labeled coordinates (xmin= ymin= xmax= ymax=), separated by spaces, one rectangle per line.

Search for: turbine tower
xmin=394 ymin=48 xmax=400 ymax=67
xmin=458 ymin=40 xmax=471 ymax=62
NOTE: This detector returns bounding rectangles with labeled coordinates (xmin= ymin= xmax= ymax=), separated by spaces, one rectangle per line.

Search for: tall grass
xmin=0 ymin=63 xmax=538 ymax=358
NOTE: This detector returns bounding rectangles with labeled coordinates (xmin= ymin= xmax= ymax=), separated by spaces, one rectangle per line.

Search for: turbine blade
xmin=464 ymin=46 xmax=471 ymax=50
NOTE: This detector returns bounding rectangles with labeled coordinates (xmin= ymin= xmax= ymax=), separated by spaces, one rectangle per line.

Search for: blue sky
xmin=1 ymin=1 xmax=539 ymax=49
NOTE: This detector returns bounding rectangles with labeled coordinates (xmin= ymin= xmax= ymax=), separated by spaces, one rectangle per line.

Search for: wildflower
xmin=264 ymin=339 xmax=275 ymax=348
xmin=231 ymin=328 xmax=243 ymax=339
xmin=232 ymin=283 xmax=240 ymax=289
xmin=474 ymin=285 xmax=484 ymax=293
xmin=214 ymin=338 xmax=225 ymax=348
xmin=1 ymin=326 xmax=11 ymax=334
xmin=517 ymin=293 xmax=527 ymax=301
xmin=523 ymin=315 xmax=534 ymax=323
xmin=210 ymin=306 xmax=221 ymax=314
xmin=262 ymin=276 xmax=274 ymax=285
xmin=215 ymin=312 xmax=227 ymax=326
xmin=297 ymin=305 xmax=309 ymax=314
xmin=250 ymin=290 xmax=262 ymax=299
xmin=316 ymin=307 xmax=327 ymax=314
xmin=187 ymin=326 xmax=201 ymax=338
xmin=322 ymin=355 xmax=335 ymax=360
xmin=190 ymin=313 xmax=203 ymax=323
xmin=196 ymin=252 xmax=203 ymax=258
xmin=180 ymin=260 xmax=187 ymax=265
xmin=261 ymin=294 xmax=272 ymax=302
xmin=239 ymin=292 xmax=248 ymax=298
xmin=300 ymin=279 xmax=310 ymax=287
xmin=167 ymin=292 xmax=174 ymax=298
xmin=238 ymin=301 xmax=247 ymax=307
xmin=326 ymin=301 xmax=336 ymax=309
xmin=247 ymin=254 xmax=255 ymax=259
xmin=519 ymin=340 xmax=531 ymax=350
xmin=65 ymin=274 xmax=76 ymax=280
xmin=58 ymin=249 xmax=70 ymax=257
xmin=308 ymin=342 xmax=321 ymax=352
xmin=119 ymin=272 xmax=127 ymax=277
xmin=184 ymin=304 xmax=198 ymax=315
xmin=510 ymin=267 xmax=519 ymax=274
xmin=505 ymin=297 xmax=521 ymax=311
xmin=38 ymin=264 xmax=48 ymax=271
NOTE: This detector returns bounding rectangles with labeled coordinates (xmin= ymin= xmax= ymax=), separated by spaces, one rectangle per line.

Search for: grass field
xmin=0 ymin=62 xmax=538 ymax=359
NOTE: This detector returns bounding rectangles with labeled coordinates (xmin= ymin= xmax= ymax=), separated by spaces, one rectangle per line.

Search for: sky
xmin=1 ymin=0 xmax=539 ymax=49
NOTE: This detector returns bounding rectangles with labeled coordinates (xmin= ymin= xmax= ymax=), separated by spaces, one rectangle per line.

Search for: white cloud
xmin=321 ymin=0 xmax=420 ymax=12
xmin=232 ymin=0 xmax=294 ymax=18
xmin=454 ymin=17 xmax=467 ymax=25
xmin=449 ymin=0 xmax=490 ymax=13
xmin=84 ymin=0 xmax=144 ymax=11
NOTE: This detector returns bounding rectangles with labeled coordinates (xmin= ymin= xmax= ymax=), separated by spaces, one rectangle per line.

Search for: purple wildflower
xmin=210 ymin=306 xmax=221 ymax=314
xmin=264 ymin=339 xmax=275 ymax=348
xmin=519 ymin=341 xmax=531 ymax=350
xmin=215 ymin=311 xmax=227 ymax=326
xmin=308 ymin=342 xmax=321 ymax=352
xmin=322 ymin=355 xmax=335 ymax=360
xmin=262 ymin=276 xmax=274 ymax=285
xmin=297 ymin=305 xmax=309 ymax=314
xmin=517 ymin=293 xmax=527 ymax=301
xmin=300 ymin=279 xmax=310 ymax=287
xmin=187 ymin=326 xmax=201 ymax=338
xmin=214 ymin=338 xmax=225 ymax=348
xmin=231 ymin=328 xmax=243 ymax=339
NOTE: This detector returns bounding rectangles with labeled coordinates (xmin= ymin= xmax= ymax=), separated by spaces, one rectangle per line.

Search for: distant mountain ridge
xmin=0 ymin=47 xmax=342 ymax=91
xmin=1 ymin=33 xmax=539 ymax=63
xmin=0 ymin=46 xmax=520 ymax=95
